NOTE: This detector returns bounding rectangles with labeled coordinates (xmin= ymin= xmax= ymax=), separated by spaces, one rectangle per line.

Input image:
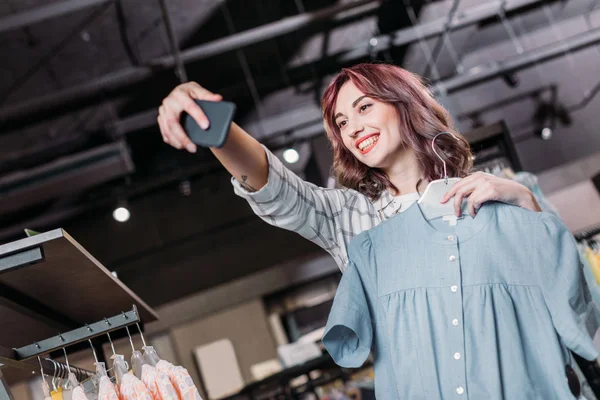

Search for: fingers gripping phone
xmin=180 ymin=100 xmax=236 ymax=148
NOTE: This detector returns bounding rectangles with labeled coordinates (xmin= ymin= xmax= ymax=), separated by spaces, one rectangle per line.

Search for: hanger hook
xmin=49 ymin=359 xmax=58 ymax=391
xmin=88 ymin=339 xmax=99 ymax=364
xmin=431 ymin=131 xmax=460 ymax=183
xmin=125 ymin=325 xmax=136 ymax=352
xmin=106 ymin=332 xmax=116 ymax=356
xmin=62 ymin=348 xmax=70 ymax=375
xmin=135 ymin=323 xmax=147 ymax=348
xmin=37 ymin=356 xmax=45 ymax=379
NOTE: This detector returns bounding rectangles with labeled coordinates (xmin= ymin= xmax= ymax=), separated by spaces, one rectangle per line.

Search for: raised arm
xmin=157 ymin=82 xmax=372 ymax=270
xmin=157 ymin=82 xmax=268 ymax=193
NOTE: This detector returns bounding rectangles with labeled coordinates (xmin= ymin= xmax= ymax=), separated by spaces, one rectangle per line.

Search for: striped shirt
xmin=231 ymin=146 xmax=555 ymax=272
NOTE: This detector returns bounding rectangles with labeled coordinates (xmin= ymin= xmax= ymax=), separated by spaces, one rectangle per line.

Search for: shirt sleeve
xmin=231 ymin=145 xmax=371 ymax=270
xmin=538 ymin=212 xmax=600 ymax=361
xmin=322 ymin=233 xmax=375 ymax=367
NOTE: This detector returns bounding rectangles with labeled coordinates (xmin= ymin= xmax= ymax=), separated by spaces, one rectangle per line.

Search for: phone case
xmin=181 ymin=100 xmax=236 ymax=148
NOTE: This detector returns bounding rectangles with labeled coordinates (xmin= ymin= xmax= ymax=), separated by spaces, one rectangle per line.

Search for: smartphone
xmin=180 ymin=100 xmax=236 ymax=149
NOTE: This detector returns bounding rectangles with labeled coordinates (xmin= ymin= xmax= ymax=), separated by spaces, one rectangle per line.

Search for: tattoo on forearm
xmin=240 ymin=175 xmax=257 ymax=192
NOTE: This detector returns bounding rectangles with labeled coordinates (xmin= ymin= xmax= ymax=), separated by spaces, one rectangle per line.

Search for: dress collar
xmin=397 ymin=200 xmax=494 ymax=245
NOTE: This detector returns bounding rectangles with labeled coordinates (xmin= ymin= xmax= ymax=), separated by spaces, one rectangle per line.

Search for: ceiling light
xmin=179 ymin=180 xmax=192 ymax=196
xmin=113 ymin=206 xmax=131 ymax=223
xmin=283 ymin=148 xmax=300 ymax=164
xmin=369 ymin=37 xmax=378 ymax=47
xmin=539 ymin=127 xmax=552 ymax=140
xmin=533 ymin=102 xmax=556 ymax=141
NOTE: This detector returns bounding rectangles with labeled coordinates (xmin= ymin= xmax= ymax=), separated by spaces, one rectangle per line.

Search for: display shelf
xmin=0 ymin=228 xmax=159 ymax=396
xmin=0 ymin=228 xmax=157 ymax=349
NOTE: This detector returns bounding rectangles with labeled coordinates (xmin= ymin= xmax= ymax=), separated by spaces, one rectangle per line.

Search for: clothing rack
xmin=0 ymin=306 xmax=141 ymax=399
xmin=224 ymin=353 xmax=374 ymax=400
xmin=573 ymin=223 xmax=600 ymax=398
xmin=575 ymin=224 xmax=600 ymax=242
xmin=0 ymin=229 xmax=158 ymax=399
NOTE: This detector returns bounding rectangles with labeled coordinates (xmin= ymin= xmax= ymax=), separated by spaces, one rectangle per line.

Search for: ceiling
xmin=1 ymin=0 xmax=600 ymax=307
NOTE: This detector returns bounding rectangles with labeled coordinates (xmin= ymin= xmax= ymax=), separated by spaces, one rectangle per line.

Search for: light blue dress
xmin=322 ymin=201 xmax=600 ymax=399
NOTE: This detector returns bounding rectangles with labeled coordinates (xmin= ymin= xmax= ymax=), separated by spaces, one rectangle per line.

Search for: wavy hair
xmin=321 ymin=63 xmax=473 ymax=200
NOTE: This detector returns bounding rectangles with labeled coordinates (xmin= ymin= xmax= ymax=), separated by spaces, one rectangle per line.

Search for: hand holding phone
xmin=180 ymin=100 xmax=236 ymax=149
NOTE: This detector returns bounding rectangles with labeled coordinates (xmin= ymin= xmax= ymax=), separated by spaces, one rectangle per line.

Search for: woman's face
xmin=334 ymin=81 xmax=405 ymax=170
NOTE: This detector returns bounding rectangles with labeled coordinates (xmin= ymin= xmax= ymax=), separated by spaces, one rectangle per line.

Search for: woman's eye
xmin=338 ymin=120 xmax=347 ymax=129
xmin=359 ymin=104 xmax=371 ymax=112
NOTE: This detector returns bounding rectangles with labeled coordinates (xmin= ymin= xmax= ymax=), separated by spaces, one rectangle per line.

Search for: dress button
xmin=448 ymin=235 xmax=454 ymax=241
xmin=456 ymin=386 xmax=465 ymax=395
xmin=449 ymin=255 xmax=456 ymax=262
xmin=454 ymin=352 xmax=461 ymax=360
xmin=451 ymin=285 xmax=458 ymax=292
xmin=452 ymin=319 xmax=459 ymax=326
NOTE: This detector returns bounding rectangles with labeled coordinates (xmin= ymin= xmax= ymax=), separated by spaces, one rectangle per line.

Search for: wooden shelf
xmin=0 ymin=228 xmax=158 ymax=349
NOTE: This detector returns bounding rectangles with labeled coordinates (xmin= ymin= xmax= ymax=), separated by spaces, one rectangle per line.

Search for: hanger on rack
xmin=49 ymin=359 xmax=59 ymax=393
xmin=73 ymin=340 xmax=100 ymax=395
xmin=417 ymin=131 xmax=463 ymax=226
xmin=125 ymin=322 xmax=147 ymax=379
xmin=106 ymin=328 xmax=129 ymax=386
xmin=38 ymin=356 xmax=52 ymax=400
xmin=62 ymin=346 xmax=85 ymax=400
xmin=88 ymin=339 xmax=108 ymax=378
xmin=136 ymin=323 xmax=160 ymax=367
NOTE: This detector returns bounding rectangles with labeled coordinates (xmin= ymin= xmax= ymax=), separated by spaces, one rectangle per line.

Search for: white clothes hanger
xmin=417 ymin=131 xmax=463 ymax=225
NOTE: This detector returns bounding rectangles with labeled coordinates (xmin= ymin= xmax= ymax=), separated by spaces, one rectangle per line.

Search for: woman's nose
xmin=347 ymin=120 xmax=364 ymax=137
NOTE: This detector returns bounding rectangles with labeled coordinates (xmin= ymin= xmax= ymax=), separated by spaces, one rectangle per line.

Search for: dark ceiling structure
xmin=1 ymin=0 xmax=600 ymax=306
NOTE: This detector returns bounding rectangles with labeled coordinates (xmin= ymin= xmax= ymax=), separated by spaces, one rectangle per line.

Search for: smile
xmin=356 ymin=134 xmax=380 ymax=154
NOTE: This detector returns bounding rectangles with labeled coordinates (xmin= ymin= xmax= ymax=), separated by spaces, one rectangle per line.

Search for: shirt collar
xmin=376 ymin=191 xmax=421 ymax=220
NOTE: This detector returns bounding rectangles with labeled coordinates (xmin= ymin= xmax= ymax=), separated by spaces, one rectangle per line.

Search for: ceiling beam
xmin=0 ymin=0 xmax=380 ymax=125
xmin=108 ymin=0 xmax=551 ymax=137
xmin=434 ymin=26 xmax=600 ymax=94
xmin=0 ymin=0 xmax=113 ymax=33
xmin=240 ymin=23 xmax=600 ymax=145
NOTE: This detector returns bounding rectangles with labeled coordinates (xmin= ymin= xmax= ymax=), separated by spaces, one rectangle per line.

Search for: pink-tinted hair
xmin=321 ymin=63 xmax=472 ymax=200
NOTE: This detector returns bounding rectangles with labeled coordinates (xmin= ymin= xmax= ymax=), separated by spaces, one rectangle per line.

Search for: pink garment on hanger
xmin=156 ymin=360 xmax=202 ymax=400
xmin=71 ymin=386 xmax=89 ymax=400
xmin=118 ymin=372 xmax=153 ymax=400
xmin=141 ymin=364 xmax=178 ymax=400
xmin=98 ymin=376 xmax=119 ymax=400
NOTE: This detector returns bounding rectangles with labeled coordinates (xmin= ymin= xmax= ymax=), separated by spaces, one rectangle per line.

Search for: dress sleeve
xmin=538 ymin=212 xmax=600 ymax=361
xmin=322 ymin=233 xmax=375 ymax=367
xmin=231 ymin=145 xmax=371 ymax=270
xmin=513 ymin=171 xmax=559 ymax=217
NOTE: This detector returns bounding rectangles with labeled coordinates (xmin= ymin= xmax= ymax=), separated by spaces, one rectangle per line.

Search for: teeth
xmin=358 ymin=135 xmax=379 ymax=150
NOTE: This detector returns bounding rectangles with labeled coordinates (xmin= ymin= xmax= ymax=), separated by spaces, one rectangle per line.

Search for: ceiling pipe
xmin=111 ymin=0 xmax=551 ymax=136
xmin=221 ymin=25 xmax=600 ymax=143
xmin=0 ymin=0 xmax=380 ymax=124
xmin=157 ymin=0 xmax=187 ymax=82
xmin=435 ymin=27 xmax=600 ymax=93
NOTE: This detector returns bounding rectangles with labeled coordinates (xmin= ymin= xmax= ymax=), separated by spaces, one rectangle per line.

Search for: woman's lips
xmin=356 ymin=133 xmax=380 ymax=154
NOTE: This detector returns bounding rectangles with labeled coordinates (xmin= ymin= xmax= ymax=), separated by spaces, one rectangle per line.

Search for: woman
xmin=157 ymin=63 xmax=550 ymax=270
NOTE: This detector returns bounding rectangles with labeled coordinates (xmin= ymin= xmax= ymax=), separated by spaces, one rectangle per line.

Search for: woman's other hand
xmin=440 ymin=172 xmax=542 ymax=217
xmin=157 ymin=82 xmax=223 ymax=153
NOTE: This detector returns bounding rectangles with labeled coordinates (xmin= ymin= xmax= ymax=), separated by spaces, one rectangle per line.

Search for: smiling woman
xmin=321 ymin=64 xmax=472 ymax=200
